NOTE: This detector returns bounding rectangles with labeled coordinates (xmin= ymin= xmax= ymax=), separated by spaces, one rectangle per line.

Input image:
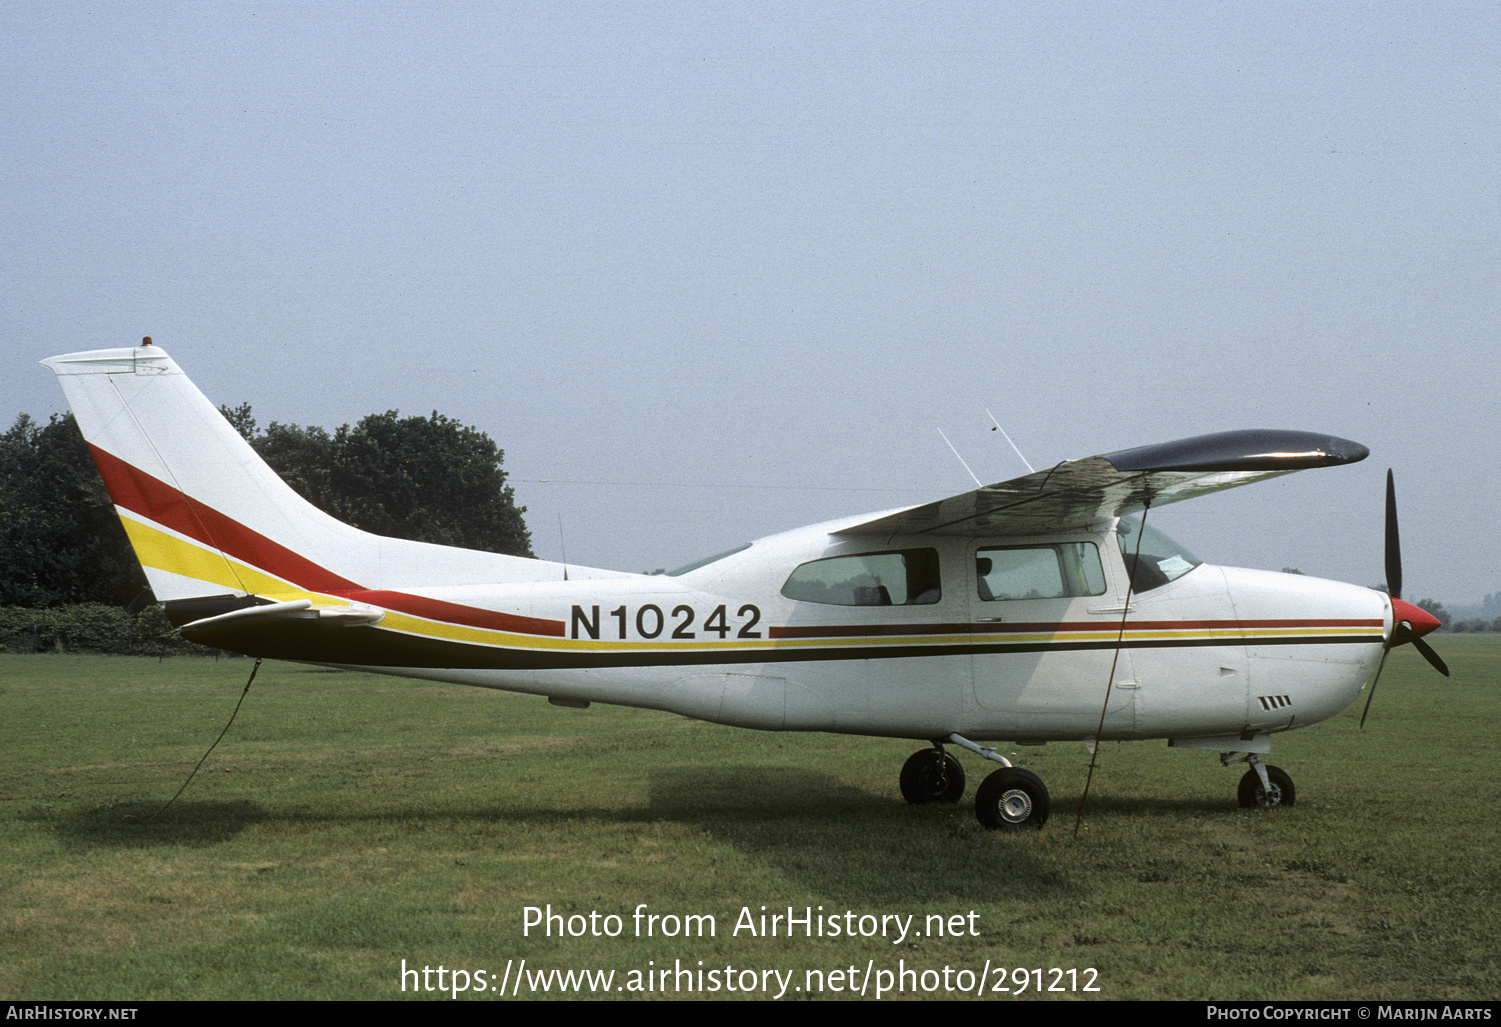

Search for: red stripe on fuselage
xmin=88 ymin=444 xmax=361 ymax=592
xmin=341 ymin=590 xmax=566 ymax=638
xmin=87 ymin=445 xmax=568 ymax=638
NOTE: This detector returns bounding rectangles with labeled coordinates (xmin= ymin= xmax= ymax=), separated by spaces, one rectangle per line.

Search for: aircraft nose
xmin=1390 ymin=597 xmax=1441 ymax=638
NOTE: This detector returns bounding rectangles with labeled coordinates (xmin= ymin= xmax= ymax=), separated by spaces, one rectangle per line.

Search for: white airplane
xmin=43 ymin=340 xmax=1448 ymax=831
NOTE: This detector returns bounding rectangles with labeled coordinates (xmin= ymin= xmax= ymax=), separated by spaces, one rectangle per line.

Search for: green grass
xmin=2 ymin=639 xmax=1497 ymax=1000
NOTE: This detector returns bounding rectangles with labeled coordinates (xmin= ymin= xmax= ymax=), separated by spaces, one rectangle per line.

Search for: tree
xmin=0 ymin=413 xmax=149 ymax=607
xmin=249 ymin=419 xmax=340 ymax=518
xmin=220 ymin=402 xmax=258 ymax=441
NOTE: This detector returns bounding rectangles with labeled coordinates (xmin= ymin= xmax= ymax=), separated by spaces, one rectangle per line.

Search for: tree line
xmin=1408 ymin=599 xmax=1501 ymax=634
xmin=2 ymin=407 xmax=533 ymax=651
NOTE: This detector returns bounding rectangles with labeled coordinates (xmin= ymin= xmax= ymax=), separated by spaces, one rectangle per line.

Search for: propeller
xmin=1360 ymin=470 xmax=1449 ymax=728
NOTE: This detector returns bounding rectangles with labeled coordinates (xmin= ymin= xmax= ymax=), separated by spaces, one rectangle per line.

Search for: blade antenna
xmin=937 ymin=428 xmax=984 ymax=488
xmin=1075 ymin=486 xmax=1150 ymax=839
xmin=558 ymin=513 xmax=569 ymax=582
xmin=986 ymin=409 xmax=1034 ymax=473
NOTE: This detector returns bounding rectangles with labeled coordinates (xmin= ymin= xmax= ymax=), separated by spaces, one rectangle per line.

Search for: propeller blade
xmin=1384 ymin=469 xmax=1402 ymax=600
xmin=1359 ymin=648 xmax=1390 ymax=729
xmin=1363 ymin=622 xmax=1449 ymax=729
xmin=1411 ymin=635 xmax=1450 ymax=677
xmin=1364 ymin=477 xmax=1448 ymax=729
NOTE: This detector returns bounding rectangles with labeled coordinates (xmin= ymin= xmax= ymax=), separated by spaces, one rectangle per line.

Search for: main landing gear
xmin=899 ymin=747 xmax=965 ymax=804
xmin=1225 ymin=752 xmax=1296 ymax=809
xmin=901 ymin=734 xmax=1052 ymax=831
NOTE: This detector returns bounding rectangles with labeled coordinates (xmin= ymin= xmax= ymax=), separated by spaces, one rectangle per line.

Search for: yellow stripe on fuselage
xmin=118 ymin=513 xmax=348 ymax=608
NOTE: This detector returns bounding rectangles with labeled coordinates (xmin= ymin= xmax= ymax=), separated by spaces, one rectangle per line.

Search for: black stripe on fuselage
xmin=185 ymin=620 xmax=1383 ymax=670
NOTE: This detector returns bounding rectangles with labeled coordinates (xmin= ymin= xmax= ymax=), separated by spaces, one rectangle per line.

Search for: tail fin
xmin=42 ymin=344 xmax=565 ymax=606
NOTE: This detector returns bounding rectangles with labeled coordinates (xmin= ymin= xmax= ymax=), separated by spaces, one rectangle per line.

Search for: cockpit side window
xmin=1116 ymin=517 xmax=1202 ymax=592
xmin=782 ymin=549 xmax=941 ymax=606
xmin=976 ymin=543 xmax=1106 ymax=601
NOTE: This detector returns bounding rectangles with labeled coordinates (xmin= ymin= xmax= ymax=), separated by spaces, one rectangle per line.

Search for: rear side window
xmin=782 ymin=549 xmax=941 ymax=606
xmin=976 ymin=543 xmax=1105 ymax=601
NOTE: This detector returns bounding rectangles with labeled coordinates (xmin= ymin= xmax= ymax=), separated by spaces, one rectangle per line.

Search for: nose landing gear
xmin=1226 ymin=752 xmax=1296 ymax=809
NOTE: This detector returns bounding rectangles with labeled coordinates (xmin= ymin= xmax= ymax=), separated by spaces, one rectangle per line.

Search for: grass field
xmin=2 ymin=639 xmax=1497 ymax=1001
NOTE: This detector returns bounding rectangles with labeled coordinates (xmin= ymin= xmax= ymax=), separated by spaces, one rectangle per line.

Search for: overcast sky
xmin=5 ymin=2 xmax=1497 ymax=603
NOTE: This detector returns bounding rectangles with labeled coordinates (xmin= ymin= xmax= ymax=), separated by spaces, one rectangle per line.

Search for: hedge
xmin=0 ymin=603 xmax=223 ymax=656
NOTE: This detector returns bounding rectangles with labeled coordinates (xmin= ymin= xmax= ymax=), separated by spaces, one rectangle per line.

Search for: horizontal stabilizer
xmin=179 ymin=599 xmax=385 ymax=633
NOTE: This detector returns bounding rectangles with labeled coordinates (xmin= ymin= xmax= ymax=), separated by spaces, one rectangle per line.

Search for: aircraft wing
xmin=835 ymin=429 xmax=1368 ymax=538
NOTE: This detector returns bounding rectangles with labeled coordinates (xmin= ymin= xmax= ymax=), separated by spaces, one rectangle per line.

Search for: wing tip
xmin=1104 ymin=429 xmax=1368 ymax=473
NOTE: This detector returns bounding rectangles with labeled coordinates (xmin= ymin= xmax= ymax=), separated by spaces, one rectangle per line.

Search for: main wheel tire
xmin=1237 ymin=765 xmax=1296 ymax=808
xmin=899 ymin=749 xmax=966 ymax=804
xmin=975 ymin=767 xmax=1051 ymax=830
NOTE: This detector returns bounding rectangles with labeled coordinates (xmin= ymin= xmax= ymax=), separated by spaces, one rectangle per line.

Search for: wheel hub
xmin=999 ymin=788 xmax=1033 ymax=823
xmin=920 ymin=767 xmax=948 ymax=796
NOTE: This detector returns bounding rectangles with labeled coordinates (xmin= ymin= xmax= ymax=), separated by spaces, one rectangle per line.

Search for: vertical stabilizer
xmin=42 ymin=343 xmax=572 ymax=603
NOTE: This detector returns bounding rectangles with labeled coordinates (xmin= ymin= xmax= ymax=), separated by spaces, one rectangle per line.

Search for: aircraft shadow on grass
xmin=644 ymin=765 xmax=1084 ymax=902
xmin=47 ymin=768 xmax=1230 ymax=859
xmin=55 ymin=799 xmax=266 ymax=850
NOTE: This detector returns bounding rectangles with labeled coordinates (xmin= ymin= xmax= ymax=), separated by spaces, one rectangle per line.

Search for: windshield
xmin=1116 ymin=517 xmax=1202 ymax=592
xmin=666 ymin=543 xmax=751 ymax=577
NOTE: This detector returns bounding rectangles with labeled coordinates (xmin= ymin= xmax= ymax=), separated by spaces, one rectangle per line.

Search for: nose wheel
xmin=1237 ymin=762 xmax=1296 ymax=808
xmin=1223 ymin=752 xmax=1296 ymax=808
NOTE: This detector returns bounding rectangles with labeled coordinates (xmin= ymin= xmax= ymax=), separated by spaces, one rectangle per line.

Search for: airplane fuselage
xmin=175 ymin=514 xmax=1389 ymax=745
